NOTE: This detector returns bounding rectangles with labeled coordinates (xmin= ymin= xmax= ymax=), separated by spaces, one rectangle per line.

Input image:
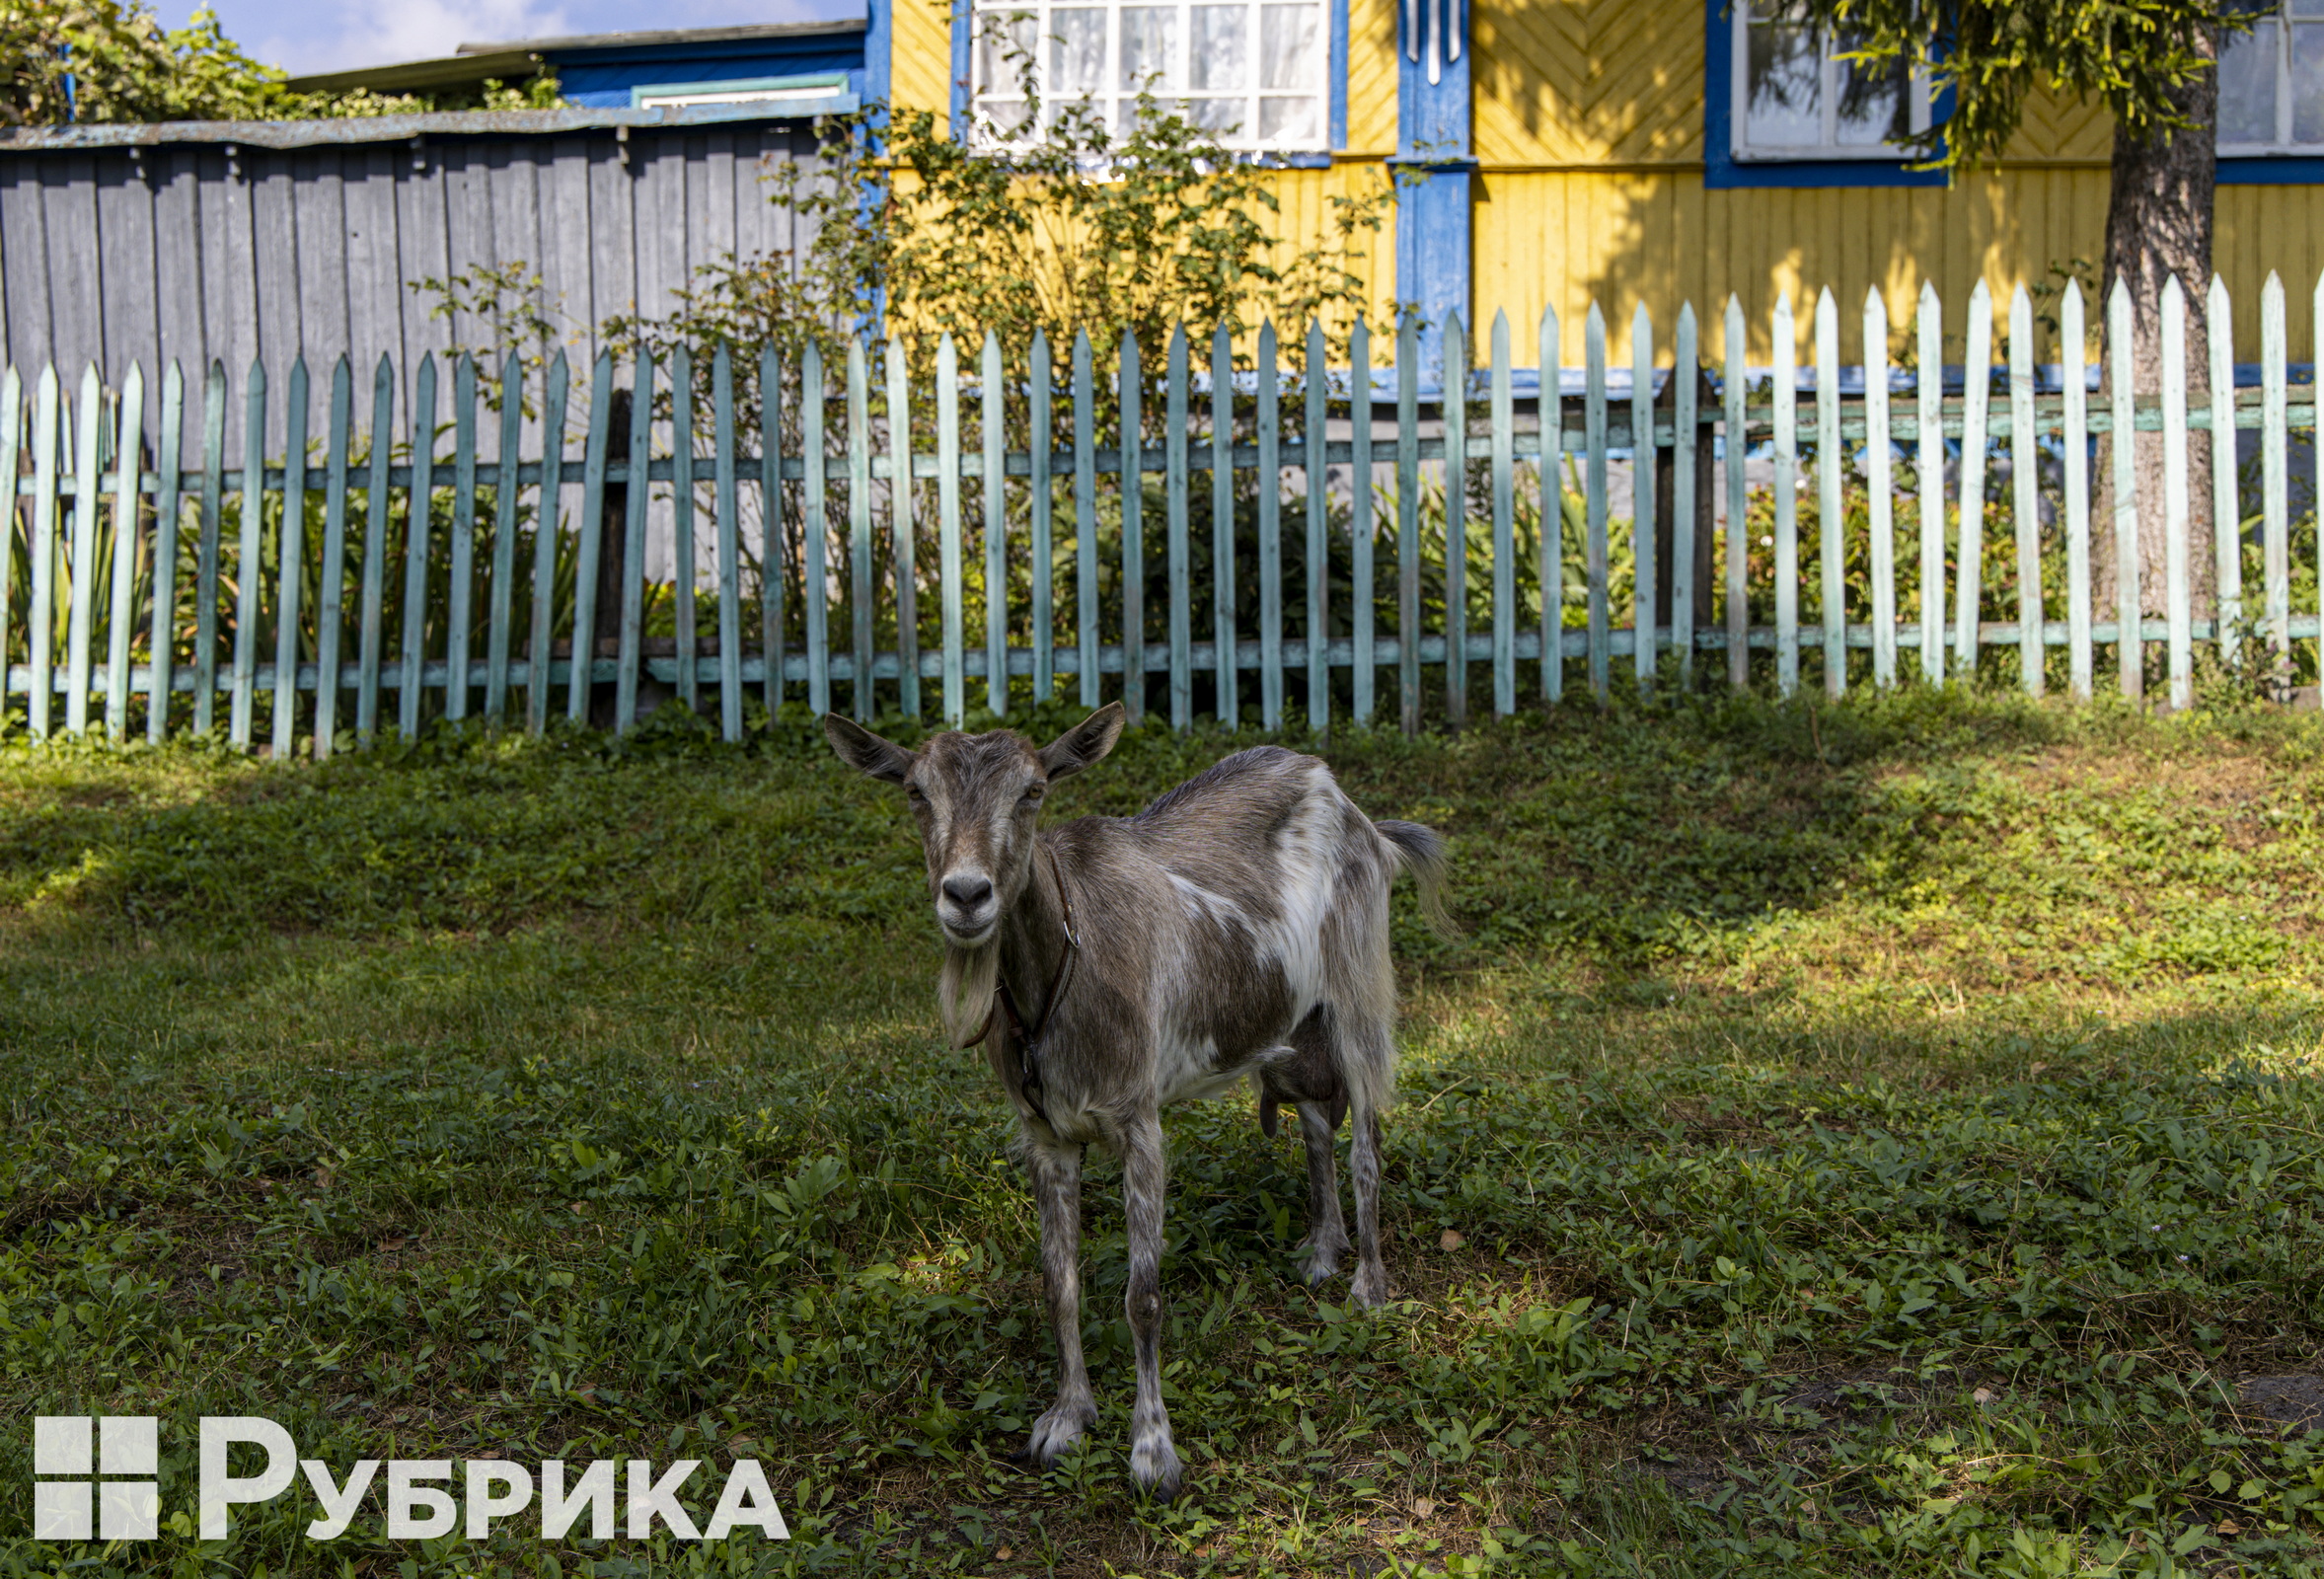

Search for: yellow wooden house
xmin=867 ymin=0 xmax=2324 ymax=362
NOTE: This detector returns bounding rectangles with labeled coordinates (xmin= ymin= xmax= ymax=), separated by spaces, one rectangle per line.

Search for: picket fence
xmin=4 ymin=270 xmax=2320 ymax=755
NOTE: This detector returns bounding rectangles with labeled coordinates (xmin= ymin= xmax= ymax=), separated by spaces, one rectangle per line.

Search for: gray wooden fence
xmin=5 ymin=269 xmax=2322 ymax=755
xmin=0 ymin=107 xmax=827 ymax=456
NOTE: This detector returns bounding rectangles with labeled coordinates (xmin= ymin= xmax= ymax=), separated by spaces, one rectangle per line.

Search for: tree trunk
xmin=2093 ymin=23 xmax=2219 ymax=671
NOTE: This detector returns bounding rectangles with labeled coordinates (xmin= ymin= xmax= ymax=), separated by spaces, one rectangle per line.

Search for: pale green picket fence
xmin=4 ymin=269 xmax=2320 ymax=754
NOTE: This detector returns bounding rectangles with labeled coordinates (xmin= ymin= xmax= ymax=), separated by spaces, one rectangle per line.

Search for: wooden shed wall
xmin=0 ymin=124 xmax=827 ymax=451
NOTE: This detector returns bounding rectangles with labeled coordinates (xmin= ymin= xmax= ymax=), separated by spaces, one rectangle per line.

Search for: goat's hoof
xmin=1349 ymin=1264 xmax=1389 ymax=1309
xmin=1130 ymin=1433 xmax=1184 ymax=1503
xmin=1020 ymin=1402 xmax=1097 ymax=1467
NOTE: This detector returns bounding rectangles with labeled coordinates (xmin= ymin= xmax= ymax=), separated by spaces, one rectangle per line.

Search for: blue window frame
xmin=1704 ymin=0 xmax=1946 ymax=188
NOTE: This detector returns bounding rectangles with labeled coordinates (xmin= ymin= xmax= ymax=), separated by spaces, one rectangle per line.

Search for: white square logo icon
xmin=32 ymin=1416 xmax=159 ymax=1541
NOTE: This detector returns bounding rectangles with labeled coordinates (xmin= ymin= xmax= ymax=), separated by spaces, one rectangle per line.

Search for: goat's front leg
xmin=1120 ymin=1109 xmax=1184 ymax=1500
xmin=1021 ymin=1137 xmax=1097 ymax=1466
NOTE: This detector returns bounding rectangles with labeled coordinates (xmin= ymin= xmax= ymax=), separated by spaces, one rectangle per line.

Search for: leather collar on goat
xmin=965 ymin=843 xmax=1080 ymax=1131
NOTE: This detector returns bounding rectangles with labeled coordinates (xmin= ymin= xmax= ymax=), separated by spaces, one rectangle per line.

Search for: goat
xmin=825 ymin=702 xmax=1448 ymax=1501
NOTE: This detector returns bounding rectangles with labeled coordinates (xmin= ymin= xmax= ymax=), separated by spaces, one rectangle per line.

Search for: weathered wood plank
xmin=2263 ymin=274 xmax=2290 ymax=686
xmin=937 ymin=334 xmax=963 ymax=724
xmin=1259 ymin=320 xmax=1285 ymax=730
xmin=315 ymin=355 xmax=351 ymax=756
xmin=2161 ymin=275 xmax=2192 ymax=710
xmin=357 ymin=353 xmax=393 ymax=740
xmin=1723 ymin=295 xmax=1746 ymax=692
xmin=1585 ymin=302 xmax=1611 ymax=700
xmin=1120 ymin=331 xmax=1143 ymax=725
xmin=27 ymin=366 xmax=59 ymax=737
xmin=1814 ymin=289 xmax=1840 ymax=695
xmin=272 ymin=356 xmax=309 ymax=754
xmin=570 ymin=351 xmax=613 ymax=724
xmin=1211 ymin=324 xmax=1237 ymax=724
xmin=849 ymin=337 xmax=875 ymax=722
xmin=1916 ymin=283 xmax=1944 ymax=683
xmin=1770 ymin=295 xmax=1797 ymax=699
xmin=1632 ymin=301 xmax=1656 ymax=691
xmin=670 ymin=342 xmax=698 ymax=714
xmin=2208 ymin=273 xmax=2241 ymax=673
xmin=1442 ymin=313 xmax=1467 ymax=720
xmin=1351 ymin=315 xmax=1376 ymax=721
xmin=1165 ymin=324 xmax=1190 ymax=730
xmin=2062 ymin=284 xmax=2092 ymax=699
xmin=1305 ymin=318 xmax=1329 ymax=732
xmin=1674 ymin=302 xmax=1698 ymax=690
xmin=712 ymin=345 xmax=740 ymax=741
xmin=147 ymin=360 xmax=185 ymax=742
xmin=982 ymin=331 xmax=1007 ymax=716
xmin=399 ymin=354 xmax=437 ymax=736
xmin=230 ymin=359 xmax=265 ymax=746
xmin=193 ymin=359 xmax=227 ymax=734
xmin=1863 ymin=291 xmax=1895 ymax=689
xmin=529 ymin=350 xmax=571 ymax=737
xmin=1026 ymin=331 xmax=1049 ymax=708
xmin=107 ymin=363 xmax=144 ymax=740
xmin=445 ymin=354 xmax=478 ymax=724
xmin=2008 ymin=284 xmax=2043 ymax=697
xmin=486 ymin=350 xmax=523 ymax=722
xmin=2108 ymin=283 xmax=2142 ymax=695
xmin=1073 ymin=331 xmax=1097 ymax=710
xmin=66 ymin=363 xmax=102 ymax=735
xmin=886 ymin=338 xmax=920 ymax=717
xmin=1956 ymin=282 xmax=1993 ymax=679
xmin=617 ymin=354 xmax=653 ymax=731
xmin=1400 ymin=313 xmax=1425 ymax=726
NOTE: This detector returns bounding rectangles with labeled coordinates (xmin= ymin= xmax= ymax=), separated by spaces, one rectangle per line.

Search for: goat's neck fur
xmin=940 ymin=836 xmax=1072 ymax=1047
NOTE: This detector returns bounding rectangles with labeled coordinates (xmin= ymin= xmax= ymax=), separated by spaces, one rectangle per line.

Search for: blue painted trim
xmin=627 ymin=72 xmax=848 ymax=108
xmin=1328 ymin=0 xmax=1349 ymax=150
xmin=865 ymin=0 xmax=892 ymax=117
xmin=1702 ymin=0 xmax=1947 ymax=189
xmin=2220 ymin=156 xmax=2324 ymax=184
xmin=1395 ymin=165 xmax=1471 ymax=344
xmin=949 ymin=0 xmax=972 ymax=136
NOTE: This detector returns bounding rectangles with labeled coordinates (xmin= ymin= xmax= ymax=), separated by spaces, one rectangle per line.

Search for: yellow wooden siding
xmin=893 ymin=0 xmax=954 ymax=120
xmin=1473 ymin=0 xmax=1706 ymax=166
xmin=1345 ymin=0 xmax=1400 ymax=153
xmin=1472 ymin=170 xmax=2324 ymax=366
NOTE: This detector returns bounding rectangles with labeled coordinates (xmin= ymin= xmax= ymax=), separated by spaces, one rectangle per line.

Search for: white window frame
xmin=968 ymin=0 xmax=1331 ymax=155
xmin=2216 ymin=1 xmax=2324 ymax=155
xmin=1730 ymin=1 xmax=1933 ymax=162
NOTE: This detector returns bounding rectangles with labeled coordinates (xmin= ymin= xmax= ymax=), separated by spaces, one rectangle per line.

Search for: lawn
xmin=3 ymin=687 xmax=2323 ymax=1577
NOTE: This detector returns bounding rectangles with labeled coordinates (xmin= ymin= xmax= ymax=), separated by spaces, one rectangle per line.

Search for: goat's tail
xmin=1375 ymin=819 xmax=1456 ymax=938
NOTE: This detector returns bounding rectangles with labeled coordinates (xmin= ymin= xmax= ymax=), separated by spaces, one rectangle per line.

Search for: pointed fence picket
xmin=6 ymin=275 xmax=2324 ymax=752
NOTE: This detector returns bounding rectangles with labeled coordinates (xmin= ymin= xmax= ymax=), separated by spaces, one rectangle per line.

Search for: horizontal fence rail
xmin=4 ymin=270 xmax=2322 ymax=754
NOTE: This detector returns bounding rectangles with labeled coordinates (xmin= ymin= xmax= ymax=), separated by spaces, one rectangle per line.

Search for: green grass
xmin=3 ymin=688 xmax=2324 ymax=1577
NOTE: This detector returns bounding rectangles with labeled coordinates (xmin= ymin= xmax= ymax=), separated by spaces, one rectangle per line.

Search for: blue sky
xmin=171 ymin=0 xmax=859 ymax=77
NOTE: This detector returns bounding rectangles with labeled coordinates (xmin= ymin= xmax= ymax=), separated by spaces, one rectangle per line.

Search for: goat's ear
xmin=824 ymin=714 xmax=917 ymax=785
xmin=1038 ymin=702 xmax=1125 ymax=781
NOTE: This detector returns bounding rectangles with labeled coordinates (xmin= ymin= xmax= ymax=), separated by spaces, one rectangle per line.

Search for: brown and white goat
xmin=825 ymin=702 xmax=1447 ymax=1501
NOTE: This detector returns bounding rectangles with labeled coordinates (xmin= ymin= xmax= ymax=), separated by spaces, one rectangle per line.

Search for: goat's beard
xmin=938 ymin=936 xmax=1001 ymax=1048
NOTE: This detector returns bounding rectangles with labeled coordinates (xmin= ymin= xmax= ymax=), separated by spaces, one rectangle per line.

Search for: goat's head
xmin=825 ymin=704 xmax=1125 ymax=948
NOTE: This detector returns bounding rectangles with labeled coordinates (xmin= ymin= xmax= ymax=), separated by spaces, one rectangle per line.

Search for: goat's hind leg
xmin=1342 ymin=1013 xmax=1393 ymax=1310
xmin=1268 ymin=1010 xmax=1351 ymax=1285
xmin=1019 ymin=1137 xmax=1097 ymax=1466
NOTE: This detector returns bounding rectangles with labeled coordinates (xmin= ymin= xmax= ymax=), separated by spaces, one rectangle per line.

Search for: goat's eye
xmin=1021 ymin=785 xmax=1045 ymax=804
xmin=905 ymin=784 xmax=927 ymax=804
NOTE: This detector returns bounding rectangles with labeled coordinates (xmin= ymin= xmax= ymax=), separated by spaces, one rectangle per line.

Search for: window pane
xmin=1833 ymin=38 xmax=1908 ymax=144
xmin=2293 ymin=0 xmax=2324 ymax=18
xmin=1260 ymin=5 xmax=1319 ymax=91
xmin=2218 ymin=21 xmax=2280 ymax=143
xmin=1051 ymin=9 xmax=1107 ymax=96
xmin=1746 ymin=23 xmax=1823 ymax=146
xmin=1121 ymin=6 xmax=1177 ymax=91
xmin=1189 ymin=97 xmax=1245 ymax=134
xmin=975 ymin=10 xmax=1036 ymax=95
xmin=984 ymin=99 xmax=1035 ymax=137
xmin=1191 ymin=6 xmax=1250 ymax=92
xmin=1260 ymin=95 xmax=1320 ymax=141
xmin=2295 ymin=22 xmax=2324 ymax=141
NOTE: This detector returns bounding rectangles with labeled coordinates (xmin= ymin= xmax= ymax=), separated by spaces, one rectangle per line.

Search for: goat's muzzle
xmin=938 ymin=871 xmax=998 ymax=944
